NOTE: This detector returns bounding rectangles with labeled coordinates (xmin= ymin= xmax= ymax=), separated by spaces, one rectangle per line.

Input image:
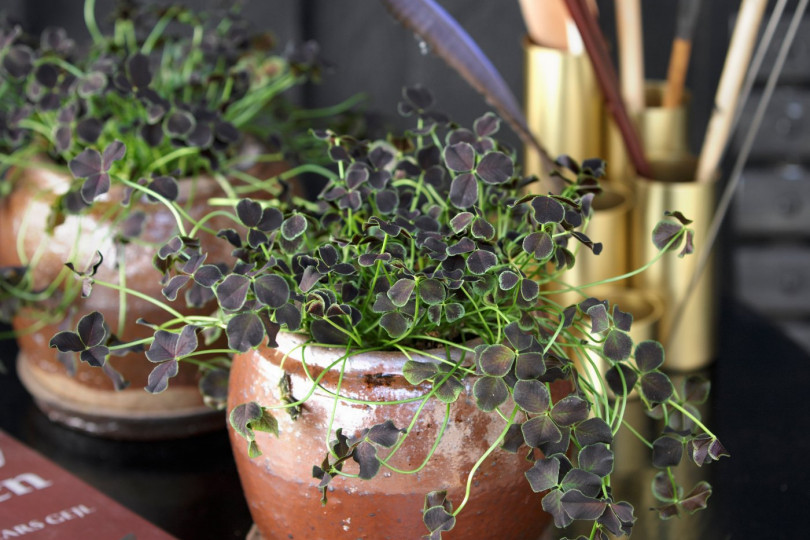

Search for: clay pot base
xmin=245 ymin=523 xmax=559 ymax=540
xmin=17 ymin=353 xmax=225 ymax=440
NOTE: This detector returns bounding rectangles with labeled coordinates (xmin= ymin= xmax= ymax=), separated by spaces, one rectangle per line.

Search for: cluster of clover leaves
xmin=47 ymin=85 xmax=726 ymax=539
xmin=0 ymin=0 xmax=328 ymax=201
xmin=0 ymin=0 xmax=343 ymax=349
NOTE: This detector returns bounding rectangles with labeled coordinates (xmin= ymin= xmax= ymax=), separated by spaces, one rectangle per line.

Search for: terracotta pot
xmin=228 ymin=332 xmax=561 ymax=540
xmin=0 ymin=165 xmax=239 ymax=438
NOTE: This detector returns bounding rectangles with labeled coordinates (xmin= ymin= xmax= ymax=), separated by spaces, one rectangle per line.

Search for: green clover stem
xmin=668 ymin=400 xmax=719 ymax=440
xmin=453 ymin=405 xmax=519 ymax=517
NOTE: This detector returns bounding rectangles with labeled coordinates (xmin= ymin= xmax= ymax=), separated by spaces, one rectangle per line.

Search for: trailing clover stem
xmin=382 ymin=401 xmax=452 ymax=475
xmin=145 ymin=146 xmax=201 ymax=175
xmin=453 ymin=405 xmax=519 ymax=517
xmin=548 ymin=229 xmax=688 ymax=294
xmin=116 ymin=247 xmax=127 ymax=337
xmin=141 ymin=6 xmax=179 ymax=54
xmin=621 ymin=419 xmax=653 ymax=449
xmin=116 ymin=176 xmax=188 ymax=237
xmin=325 ymin=347 xmax=351 ymax=457
xmin=668 ymin=400 xmax=718 ymax=439
xmin=460 ymin=287 xmax=496 ymax=342
xmin=91 ymin=278 xmax=184 ymax=320
xmin=83 ymin=0 xmax=103 ymax=45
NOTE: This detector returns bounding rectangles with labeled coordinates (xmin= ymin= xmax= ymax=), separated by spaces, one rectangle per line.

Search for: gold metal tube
xmin=631 ymin=159 xmax=717 ymax=371
xmin=523 ymin=38 xmax=603 ymax=182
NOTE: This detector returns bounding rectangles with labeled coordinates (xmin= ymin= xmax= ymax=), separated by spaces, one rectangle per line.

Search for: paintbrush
xmin=563 ymin=0 xmax=651 ymax=177
xmin=695 ymin=0 xmax=767 ymax=183
xmin=663 ymin=0 xmax=703 ymax=108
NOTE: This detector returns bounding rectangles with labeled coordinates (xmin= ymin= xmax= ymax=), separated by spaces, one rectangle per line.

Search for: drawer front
xmin=734 ymin=87 xmax=810 ymax=161
xmin=734 ymin=164 xmax=810 ymax=235
xmin=735 ymin=246 xmax=810 ymax=316
xmin=752 ymin=16 xmax=810 ymax=84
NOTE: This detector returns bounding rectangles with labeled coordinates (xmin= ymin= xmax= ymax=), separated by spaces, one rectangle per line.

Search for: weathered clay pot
xmin=228 ymin=332 xmax=559 ymax=540
xmin=0 ymin=166 xmax=236 ymax=438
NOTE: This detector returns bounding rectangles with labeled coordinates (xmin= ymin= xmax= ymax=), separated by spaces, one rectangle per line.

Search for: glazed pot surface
xmin=228 ymin=333 xmax=556 ymax=540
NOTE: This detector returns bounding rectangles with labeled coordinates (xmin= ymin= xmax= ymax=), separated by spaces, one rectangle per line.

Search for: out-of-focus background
xmin=2 ymin=1 xmax=810 ymax=539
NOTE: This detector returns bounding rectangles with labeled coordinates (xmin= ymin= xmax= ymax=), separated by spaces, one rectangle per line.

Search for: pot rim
xmin=269 ymin=331 xmax=480 ymax=374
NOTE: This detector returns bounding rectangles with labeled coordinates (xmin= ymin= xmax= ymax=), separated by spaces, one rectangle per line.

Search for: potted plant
xmin=47 ymin=83 xmax=727 ymax=538
xmin=0 ymin=0 xmax=344 ymax=438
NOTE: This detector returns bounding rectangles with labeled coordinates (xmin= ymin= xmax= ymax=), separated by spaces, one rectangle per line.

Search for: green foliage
xmin=40 ymin=82 xmax=722 ymax=539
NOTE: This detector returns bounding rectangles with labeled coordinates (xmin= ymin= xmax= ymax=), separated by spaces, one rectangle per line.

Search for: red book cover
xmin=0 ymin=429 xmax=176 ymax=539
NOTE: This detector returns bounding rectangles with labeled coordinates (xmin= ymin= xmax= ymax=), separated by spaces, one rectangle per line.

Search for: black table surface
xmin=1 ymin=295 xmax=808 ymax=540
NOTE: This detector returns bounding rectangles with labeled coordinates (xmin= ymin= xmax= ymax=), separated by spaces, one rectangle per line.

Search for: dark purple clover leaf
xmin=515 ymin=352 xmax=546 ymax=380
xmin=578 ymin=443 xmax=614 ymax=477
xmin=433 ymin=375 xmax=464 ymax=404
xmin=466 ymin=249 xmax=497 ymax=275
xmin=560 ymin=468 xmax=602 ymax=498
xmin=513 ymin=379 xmax=550 ymax=413
xmin=367 ymin=420 xmax=404 ymax=447
xmin=522 ymin=231 xmax=554 ymax=261
xmin=402 ymin=360 xmax=439 ymax=384
xmin=613 ymin=305 xmax=633 ymax=332
xmin=587 ymin=303 xmax=609 ymax=334
xmin=574 ymin=418 xmax=613 ymax=447
xmin=379 ymin=312 xmax=409 ymax=338
xmin=603 ymin=329 xmax=633 ymax=362
xmin=227 ymin=312 xmax=266 ymax=352
xmin=162 ymin=275 xmax=190 ymax=301
xmin=199 ymin=369 xmax=229 ymax=406
xmin=471 ymin=217 xmax=495 ymax=240
xmin=520 ymin=279 xmax=540 ymax=302
xmin=679 ymin=229 xmax=695 ymax=258
xmin=449 ymin=211 xmax=474 ymax=233
xmin=504 ymin=321 xmax=532 ymax=351
xmin=531 ymin=196 xmax=565 ymax=224
xmin=423 ymin=499 xmax=455 ymax=538
xmin=498 ymin=270 xmax=519 ymax=291
xmin=444 ymin=303 xmax=464 ymax=323
xmin=254 ymin=274 xmax=290 ymax=308
xmin=501 ymin=423 xmax=525 ymax=453
xmin=127 ymin=53 xmax=152 ymax=88
xmin=76 ymin=117 xmax=103 ymax=144
xmin=472 ymin=376 xmax=508 ymax=412
xmin=146 ymin=359 xmax=178 ymax=393
xmin=146 ymin=175 xmax=179 ymax=202
xmin=560 ymin=490 xmax=607 ymax=521
xmin=679 ymin=481 xmax=712 ymax=514
xmin=164 ymin=110 xmax=195 ymax=137
xmin=522 ymin=414 xmax=562 ymax=448
xmin=387 ymin=278 xmax=416 ymax=307
xmin=689 ymin=435 xmax=729 ymax=466
xmin=49 ymin=331 xmax=85 ymax=353
xmin=281 ymin=214 xmax=307 ymax=241
xmin=443 ymin=142 xmax=475 ymax=172
xmin=447 ymin=237 xmax=475 ymax=256
xmin=352 ymin=441 xmax=380 ymax=480
xmin=652 ymin=219 xmax=685 ymax=252
xmin=551 ymin=395 xmax=589 ymax=426
xmin=215 ymin=274 xmax=251 ymax=311
xmin=145 ymin=326 xmax=198 ymax=363
xmin=473 ymin=112 xmax=500 ymax=137
xmin=635 ymin=340 xmax=665 ymax=371
xmin=605 ymin=363 xmax=639 ymax=396
xmin=477 ymin=344 xmax=515 ymax=377
xmin=476 ymin=151 xmax=513 ymax=184
xmin=236 ymin=199 xmax=263 ymax=227
xmin=542 ymin=489 xmax=574 ymax=528
xmin=652 ymin=435 xmax=684 ymax=468
xmin=229 ymin=401 xmax=279 ymax=458
xmin=449 ymin=173 xmax=478 ymax=209
xmin=525 ymin=456 xmax=561 ymax=493
xmin=77 ymin=311 xmax=108 ymax=347
xmin=598 ymin=501 xmax=636 ymax=536
xmin=418 ymin=279 xmax=445 ymax=305
xmin=640 ymin=370 xmax=674 ymax=403
xmin=80 ymin=345 xmax=109 ymax=368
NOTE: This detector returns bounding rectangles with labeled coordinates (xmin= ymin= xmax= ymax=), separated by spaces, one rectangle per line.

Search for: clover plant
xmin=45 ymin=83 xmax=726 ymax=539
xmin=0 ymin=0 xmax=355 ymax=364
